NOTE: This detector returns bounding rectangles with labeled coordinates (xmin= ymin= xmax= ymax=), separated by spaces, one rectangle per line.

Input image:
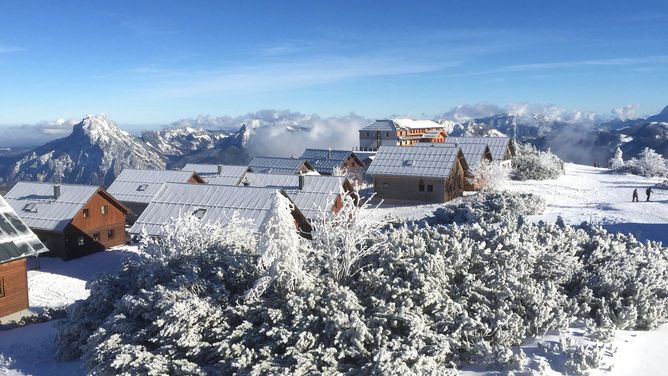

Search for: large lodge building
xmin=358 ymin=119 xmax=448 ymax=151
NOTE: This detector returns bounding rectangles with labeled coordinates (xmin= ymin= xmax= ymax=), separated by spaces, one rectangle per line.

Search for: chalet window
xmin=22 ymin=203 xmax=37 ymax=213
xmin=107 ymin=229 xmax=114 ymax=239
xmin=0 ymin=277 xmax=4 ymax=298
xmin=93 ymin=232 xmax=100 ymax=241
xmin=101 ymin=205 xmax=108 ymax=215
xmin=137 ymin=184 xmax=148 ymax=191
xmin=192 ymin=208 xmax=207 ymax=219
xmin=78 ymin=236 xmax=85 ymax=246
xmin=418 ymin=180 xmax=425 ymax=192
xmin=83 ymin=209 xmax=90 ymax=219
xmin=382 ymin=182 xmax=389 ymax=189
xmin=427 ymin=184 xmax=434 ymax=192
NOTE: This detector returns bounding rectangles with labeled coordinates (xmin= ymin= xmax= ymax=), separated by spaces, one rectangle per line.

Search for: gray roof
xmin=415 ymin=143 xmax=491 ymax=169
xmin=0 ymin=194 xmax=48 ymax=263
xmin=4 ymin=182 xmax=100 ymax=232
xmin=299 ymin=149 xmax=360 ymax=174
xmin=361 ymin=120 xmax=396 ymax=132
xmin=444 ymin=137 xmax=513 ymax=161
xmin=239 ymin=173 xmax=347 ymax=220
xmin=181 ymin=164 xmax=249 ymax=184
xmin=107 ymin=169 xmax=200 ymax=204
xmin=248 ymin=157 xmax=314 ymax=175
xmin=366 ymin=146 xmax=464 ymax=178
xmin=130 ymin=183 xmax=284 ymax=236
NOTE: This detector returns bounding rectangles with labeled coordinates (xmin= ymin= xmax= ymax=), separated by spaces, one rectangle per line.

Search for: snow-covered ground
xmin=1 ymin=164 xmax=667 ymax=375
xmin=0 ymin=246 xmax=139 ymax=376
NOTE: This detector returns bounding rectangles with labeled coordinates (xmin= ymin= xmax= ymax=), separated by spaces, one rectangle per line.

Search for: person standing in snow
xmin=633 ymin=189 xmax=639 ymax=202
xmin=646 ymin=187 xmax=653 ymax=201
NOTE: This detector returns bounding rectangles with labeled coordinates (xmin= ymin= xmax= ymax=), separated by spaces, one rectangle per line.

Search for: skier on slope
xmin=632 ymin=189 xmax=639 ymax=202
xmin=646 ymin=187 xmax=653 ymax=202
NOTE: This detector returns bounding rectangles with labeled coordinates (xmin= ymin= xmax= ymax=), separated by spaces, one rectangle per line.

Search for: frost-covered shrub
xmin=467 ymin=159 xmax=508 ymax=191
xmin=609 ymin=147 xmax=624 ymax=170
xmin=613 ymin=147 xmax=668 ymax=177
xmin=655 ymin=180 xmax=668 ymax=189
xmin=432 ymin=191 xmax=545 ymax=225
xmin=56 ymin=192 xmax=668 ymax=375
xmin=511 ymin=144 xmax=563 ymax=181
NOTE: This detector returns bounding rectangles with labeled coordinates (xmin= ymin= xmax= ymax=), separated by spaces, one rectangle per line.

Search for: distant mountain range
xmin=444 ymin=105 xmax=668 ymax=165
xmin=0 ymin=107 xmax=666 ymax=186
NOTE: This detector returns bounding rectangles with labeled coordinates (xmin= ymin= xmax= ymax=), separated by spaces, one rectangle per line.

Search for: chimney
xmin=53 ymin=184 xmax=61 ymax=199
xmin=298 ymin=174 xmax=305 ymax=190
xmin=328 ymin=146 xmax=332 ymax=159
xmin=217 ymin=165 xmax=223 ymax=175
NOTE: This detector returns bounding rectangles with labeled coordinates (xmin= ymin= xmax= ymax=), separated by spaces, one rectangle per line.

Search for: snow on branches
xmin=610 ymin=147 xmax=668 ymax=178
xmin=511 ymin=143 xmax=564 ymax=181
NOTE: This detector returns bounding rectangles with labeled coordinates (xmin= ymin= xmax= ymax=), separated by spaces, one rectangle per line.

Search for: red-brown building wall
xmin=0 ymin=258 xmax=28 ymax=318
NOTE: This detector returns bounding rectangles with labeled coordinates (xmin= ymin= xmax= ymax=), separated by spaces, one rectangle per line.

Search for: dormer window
xmin=83 ymin=209 xmax=90 ymax=219
xmin=137 ymin=184 xmax=148 ymax=191
xmin=192 ymin=208 xmax=207 ymax=219
xmin=22 ymin=203 xmax=37 ymax=213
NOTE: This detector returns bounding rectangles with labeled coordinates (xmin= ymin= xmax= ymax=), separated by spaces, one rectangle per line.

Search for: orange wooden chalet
xmin=4 ymin=182 xmax=129 ymax=260
xmin=0 ymin=193 xmax=48 ymax=320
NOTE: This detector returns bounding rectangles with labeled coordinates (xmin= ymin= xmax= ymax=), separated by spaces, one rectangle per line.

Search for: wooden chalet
xmin=444 ymin=136 xmax=515 ymax=168
xmin=366 ymin=145 xmax=468 ymax=203
xmin=107 ymin=169 xmax=205 ymax=222
xmin=238 ymin=173 xmax=357 ymax=222
xmin=0 ymin=194 xmax=48 ymax=320
xmin=4 ymin=182 xmax=129 ymax=260
xmin=129 ymin=183 xmax=312 ymax=238
xmin=416 ymin=143 xmax=493 ymax=191
xmin=298 ymin=149 xmax=365 ymax=175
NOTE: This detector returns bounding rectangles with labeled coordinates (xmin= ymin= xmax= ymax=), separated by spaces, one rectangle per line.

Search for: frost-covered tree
xmin=609 ymin=147 xmax=624 ymax=170
xmin=613 ymin=147 xmax=668 ymax=177
xmin=511 ymin=144 xmax=563 ymax=181
xmin=244 ymin=191 xmax=311 ymax=301
xmin=467 ymin=159 xmax=508 ymax=191
xmin=309 ymin=192 xmax=386 ymax=283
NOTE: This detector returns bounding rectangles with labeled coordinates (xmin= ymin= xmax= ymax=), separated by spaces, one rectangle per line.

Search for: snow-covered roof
xmin=284 ymin=190 xmax=338 ymax=221
xmin=107 ymin=169 xmax=201 ymax=204
xmin=361 ymin=119 xmax=444 ymax=132
xmin=415 ymin=143 xmax=491 ymax=169
xmin=4 ymin=182 xmax=100 ymax=232
xmin=444 ymin=137 xmax=513 ymax=161
xmin=129 ymin=183 xmax=286 ymax=236
xmin=366 ymin=146 xmax=466 ymax=179
xmin=0 ymin=194 xmax=48 ymax=263
xmin=298 ymin=149 xmax=361 ymax=174
xmin=181 ymin=164 xmax=249 ymax=185
xmin=248 ymin=157 xmax=315 ymax=175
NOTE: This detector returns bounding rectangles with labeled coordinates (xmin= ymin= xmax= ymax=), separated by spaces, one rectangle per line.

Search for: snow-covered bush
xmin=432 ymin=191 xmax=545 ymax=225
xmin=615 ymin=147 xmax=668 ymax=177
xmin=244 ymin=192 xmax=311 ymax=301
xmin=309 ymin=192 xmax=386 ymax=282
xmin=655 ymin=179 xmax=668 ymax=189
xmin=55 ymin=190 xmax=668 ymax=375
xmin=511 ymin=144 xmax=563 ymax=181
xmin=467 ymin=159 xmax=508 ymax=190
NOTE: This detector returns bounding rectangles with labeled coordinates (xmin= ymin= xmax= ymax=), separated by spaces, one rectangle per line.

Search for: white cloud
xmin=0 ymin=118 xmax=78 ymax=147
xmin=439 ymin=102 xmax=602 ymax=126
xmin=173 ymin=110 xmax=369 ymax=157
xmin=611 ymin=104 xmax=640 ymax=120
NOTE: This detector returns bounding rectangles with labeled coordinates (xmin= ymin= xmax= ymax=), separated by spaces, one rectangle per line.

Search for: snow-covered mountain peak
xmin=72 ymin=114 xmax=130 ymax=143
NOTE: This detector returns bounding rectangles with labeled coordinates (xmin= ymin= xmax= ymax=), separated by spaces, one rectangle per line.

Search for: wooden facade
xmin=373 ymin=159 xmax=465 ymax=203
xmin=38 ymin=190 xmax=129 ymax=260
xmin=0 ymin=258 xmax=28 ymax=318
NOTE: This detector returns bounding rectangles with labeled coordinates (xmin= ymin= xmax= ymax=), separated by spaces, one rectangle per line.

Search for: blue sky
xmin=0 ymin=0 xmax=667 ymax=126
